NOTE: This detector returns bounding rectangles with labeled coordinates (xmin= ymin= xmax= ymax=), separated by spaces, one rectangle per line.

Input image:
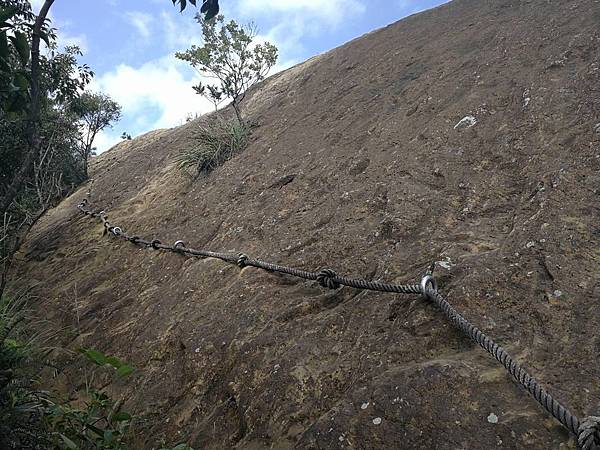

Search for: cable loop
xmin=150 ymin=239 xmax=162 ymax=249
xmin=317 ymin=269 xmax=340 ymax=289
xmin=420 ymin=274 xmax=437 ymax=298
xmin=112 ymin=227 xmax=122 ymax=236
xmin=578 ymin=416 xmax=600 ymax=450
xmin=237 ymin=253 xmax=249 ymax=268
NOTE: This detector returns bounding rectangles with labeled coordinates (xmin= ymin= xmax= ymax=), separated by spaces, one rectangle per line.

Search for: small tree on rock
xmin=176 ymin=15 xmax=277 ymax=125
xmin=71 ymin=92 xmax=121 ymax=177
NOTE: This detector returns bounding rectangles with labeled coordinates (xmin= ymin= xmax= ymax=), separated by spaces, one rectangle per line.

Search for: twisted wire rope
xmin=76 ymin=198 xmax=599 ymax=449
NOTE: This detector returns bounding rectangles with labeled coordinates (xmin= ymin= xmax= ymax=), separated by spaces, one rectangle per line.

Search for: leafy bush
xmin=1 ymin=295 xmax=132 ymax=450
xmin=0 ymin=292 xmax=46 ymax=449
xmin=40 ymin=348 xmax=135 ymax=450
xmin=42 ymin=390 xmax=131 ymax=450
xmin=176 ymin=118 xmax=251 ymax=178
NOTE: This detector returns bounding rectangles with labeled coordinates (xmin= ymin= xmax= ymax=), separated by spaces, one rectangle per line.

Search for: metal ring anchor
xmin=173 ymin=240 xmax=186 ymax=251
xmin=112 ymin=227 xmax=122 ymax=236
xmin=420 ymin=274 xmax=438 ymax=298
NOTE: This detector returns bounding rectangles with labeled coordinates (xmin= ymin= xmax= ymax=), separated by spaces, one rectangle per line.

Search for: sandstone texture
xmin=15 ymin=0 xmax=600 ymax=448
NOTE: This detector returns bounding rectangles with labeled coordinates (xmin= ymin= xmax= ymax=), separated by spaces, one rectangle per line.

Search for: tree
xmin=0 ymin=2 xmax=111 ymax=300
xmin=71 ymin=92 xmax=121 ymax=177
xmin=0 ymin=0 xmax=55 ymax=219
xmin=176 ymin=15 xmax=277 ymax=125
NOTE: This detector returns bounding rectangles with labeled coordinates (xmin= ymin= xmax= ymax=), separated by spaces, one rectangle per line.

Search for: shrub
xmin=175 ymin=14 xmax=277 ymax=125
xmin=0 ymin=292 xmax=45 ymax=449
xmin=176 ymin=118 xmax=251 ymax=178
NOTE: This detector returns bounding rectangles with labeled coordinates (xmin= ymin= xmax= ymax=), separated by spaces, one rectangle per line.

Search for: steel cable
xmin=76 ymin=199 xmax=599 ymax=449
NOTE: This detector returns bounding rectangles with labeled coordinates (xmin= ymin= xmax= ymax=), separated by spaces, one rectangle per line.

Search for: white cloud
xmin=125 ymin=11 xmax=154 ymax=39
xmin=90 ymin=55 xmax=214 ymax=153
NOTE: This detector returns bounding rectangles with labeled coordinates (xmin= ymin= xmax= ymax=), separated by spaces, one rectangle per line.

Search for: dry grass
xmin=175 ymin=118 xmax=251 ymax=178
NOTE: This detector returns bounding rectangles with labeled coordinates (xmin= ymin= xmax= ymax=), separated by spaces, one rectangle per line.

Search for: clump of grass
xmin=176 ymin=118 xmax=252 ymax=178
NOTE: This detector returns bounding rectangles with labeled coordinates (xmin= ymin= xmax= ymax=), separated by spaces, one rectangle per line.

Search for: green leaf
xmin=39 ymin=30 xmax=50 ymax=47
xmin=80 ymin=348 xmax=108 ymax=366
xmin=105 ymin=355 xmax=124 ymax=369
xmin=11 ymin=31 xmax=29 ymax=66
xmin=0 ymin=6 xmax=19 ymax=24
xmin=13 ymin=72 xmax=29 ymax=90
xmin=59 ymin=433 xmax=78 ymax=449
xmin=0 ymin=56 xmax=10 ymax=72
xmin=103 ymin=430 xmax=114 ymax=443
xmin=0 ymin=32 xmax=8 ymax=59
xmin=85 ymin=422 xmax=106 ymax=438
xmin=116 ymin=365 xmax=134 ymax=378
xmin=112 ymin=411 xmax=132 ymax=422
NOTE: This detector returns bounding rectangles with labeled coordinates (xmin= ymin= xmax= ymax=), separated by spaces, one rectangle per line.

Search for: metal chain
xmin=76 ymin=198 xmax=599 ymax=449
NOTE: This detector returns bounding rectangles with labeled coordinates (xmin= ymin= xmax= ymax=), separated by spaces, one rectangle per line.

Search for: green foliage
xmin=172 ymin=0 xmax=219 ymax=21
xmin=172 ymin=0 xmax=198 ymax=13
xmin=0 ymin=0 xmax=54 ymax=116
xmin=41 ymin=347 xmax=135 ymax=449
xmin=0 ymin=292 xmax=134 ymax=449
xmin=80 ymin=348 xmax=134 ymax=378
xmin=0 ymin=5 xmax=119 ymax=269
xmin=175 ymin=118 xmax=251 ymax=177
xmin=0 ymin=296 xmax=25 ymax=364
xmin=0 ymin=302 xmax=194 ymax=450
xmin=42 ymin=388 xmax=131 ymax=449
xmin=41 ymin=45 xmax=94 ymax=104
xmin=175 ymin=14 xmax=277 ymax=124
xmin=71 ymin=93 xmax=121 ymax=141
xmin=0 ymin=292 xmax=46 ymax=449
xmin=70 ymin=92 xmax=121 ymax=176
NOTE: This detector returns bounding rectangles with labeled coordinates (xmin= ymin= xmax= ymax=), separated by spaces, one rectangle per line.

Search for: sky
xmin=30 ymin=0 xmax=448 ymax=153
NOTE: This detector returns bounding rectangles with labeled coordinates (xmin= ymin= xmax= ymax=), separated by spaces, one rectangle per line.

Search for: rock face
xmin=15 ymin=0 xmax=600 ymax=448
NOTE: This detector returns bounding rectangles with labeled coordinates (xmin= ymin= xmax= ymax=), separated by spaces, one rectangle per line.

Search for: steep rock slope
xmin=16 ymin=0 xmax=600 ymax=448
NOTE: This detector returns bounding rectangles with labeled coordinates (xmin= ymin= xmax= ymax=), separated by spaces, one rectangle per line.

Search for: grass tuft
xmin=175 ymin=118 xmax=252 ymax=178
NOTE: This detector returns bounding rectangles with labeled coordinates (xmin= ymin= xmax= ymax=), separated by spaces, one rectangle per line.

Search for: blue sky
xmin=31 ymin=0 xmax=448 ymax=153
